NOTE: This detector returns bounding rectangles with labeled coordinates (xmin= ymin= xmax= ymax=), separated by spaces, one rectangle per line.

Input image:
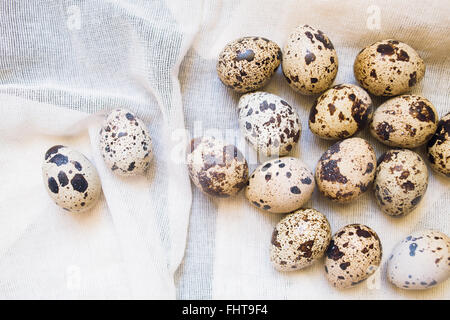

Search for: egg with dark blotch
xmin=370 ymin=95 xmax=437 ymax=148
xmin=217 ymin=37 xmax=281 ymax=93
xmin=238 ymin=92 xmax=301 ymax=157
xmin=374 ymin=149 xmax=428 ymax=217
xmin=99 ymin=108 xmax=153 ymax=176
xmin=245 ymin=157 xmax=315 ymax=214
xmin=187 ymin=136 xmax=248 ymax=197
xmin=42 ymin=145 xmax=101 ymax=213
xmin=324 ymin=224 xmax=382 ymax=289
xmin=354 ymin=39 xmax=425 ymax=96
xmin=309 ymin=84 xmax=373 ymax=140
xmin=427 ymin=112 xmax=450 ymax=177
xmin=387 ymin=230 xmax=450 ymax=290
xmin=282 ymin=25 xmax=338 ymax=95
xmin=271 ymin=208 xmax=331 ymax=271
xmin=315 ymin=138 xmax=376 ymax=203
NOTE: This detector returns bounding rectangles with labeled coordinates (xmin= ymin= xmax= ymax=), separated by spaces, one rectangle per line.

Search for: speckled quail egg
xmin=374 ymin=149 xmax=428 ymax=217
xmin=387 ymin=230 xmax=450 ymax=290
xmin=187 ymin=136 xmax=248 ymax=197
xmin=315 ymin=138 xmax=376 ymax=203
xmin=309 ymin=84 xmax=373 ymax=140
xmin=427 ymin=112 xmax=450 ymax=177
xmin=42 ymin=145 xmax=101 ymax=213
xmin=354 ymin=39 xmax=425 ymax=96
xmin=246 ymin=157 xmax=315 ymax=214
xmin=238 ymin=92 xmax=301 ymax=157
xmin=370 ymin=95 xmax=437 ymax=148
xmin=270 ymin=208 xmax=331 ymax=271
xmin=99 ymin=108 xmax=153 ymax=176
xmin=217 ymin=37 xmax=281 ymax=93
xmin=324 ymin=224 xmax=382 ymax=289
xmin=282 ymin=25 xmax=338 ymax=95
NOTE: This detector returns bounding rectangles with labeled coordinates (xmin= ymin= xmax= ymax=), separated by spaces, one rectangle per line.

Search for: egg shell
xmin=42 ymin=145 xmax=101 ymax=213
xmin=387 ymin=230 xmax=450 ymax=290
xmin=187 ymin=136 xmax=248 ymax=197
xmin=238 ymin=92 xmax=301 ymax=157
xmin=309 ymin=84 xmax=373 ymax=140
xmin=282 ymin=25 xmax=338 ymax=95
xmin=315 ymin=138 xmax=376 ymax=203
xmin=374 ymin=149 xmax=428 ymax=216
xmin=354 ymin=39 xmax=425 ymax=96
xmin=370 ymin=95 xmax=438 ymax=148
xmin=270 ymin=208 xmax=331 ymax=271
xmin=324 ymin=224 xmax=382 ymax=289
xmin=99 ymin=108 xmax=153 ymax=176
xmin=245 ymin=157 xmax=315 ymax=214
xmin=427 ymin=112 xmax=450 ymax=177
xmin=217 ymin=37 xmax=281 ymax=93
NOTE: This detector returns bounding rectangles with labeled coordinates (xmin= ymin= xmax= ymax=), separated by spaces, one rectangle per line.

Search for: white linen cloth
xmin=0 ymin=0 xmax=448 ymax=299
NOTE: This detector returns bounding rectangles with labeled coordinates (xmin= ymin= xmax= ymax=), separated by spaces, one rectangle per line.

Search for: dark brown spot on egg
xmin=58 ymin=171 xmax=69 ymax=187
xmin=305 ymin=50 xmax=316 ymax=65
xmin=376 ymin=121 xmax=394 ymax=140
xmin=45 ymin=145 xmax=64 ymax=160
xmin=70 ymin=174 xmax=88 ymax=193
xmin=48 ymin=177 xmax=59 ymax=194
xmin=377 ymin=43 xmax=395 ymax=55
xmin=235 ymin=49 xmax=255 ymax=62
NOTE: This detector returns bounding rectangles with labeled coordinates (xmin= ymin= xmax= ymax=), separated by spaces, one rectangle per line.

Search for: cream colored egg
xmin=99 ymin=108 xmax=153 ymax=176
xmin=238 ymin=92 xmax=301 ymax=157
xmin=427 ymin=112 xmax=450 ymax=177
xmin=282 ymin=25 xmax=338 ymax=95
xmin=388 ymin=230 xmax=450 ymax=290
xmin=246 ymin=157 xmax=315 ymax=213
xmin=324 ymin=224 xmax=382 ymax=289
xmin=370 ymin=95 xmax=438 ymax=148
xmin=217 ymin=37 xmax=281 ymax=93
xmin=187 ymin=136 xmax=248 ymax=197
xmin=309 ymin=84 xmax=373 ymax=140
xmin=374 ymin=149 xmax=428 ymax=216
xmin=270 ymin=208 xmax=331 ymax=271
xmin=315 ymin=138 xmax=376 ymax=203
xmin=42 ymin=145 xmax=101 ymax=213
xmin=354 ymin=39 xmax=425 ymax=96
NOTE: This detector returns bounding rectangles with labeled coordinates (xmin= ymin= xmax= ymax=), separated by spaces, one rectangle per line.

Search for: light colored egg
xmin=374 ymin=149 xmax=428 ymax=217
xmin=309 ymin=84 xmax=373 ymax=140
xmin=99 ymin=108 xmax=153 ymax=176
xmin=217 ymin=37 xmax=281 ymax=93
xmin=270 ymin=208 xmax=331 ymax=271
xmin=238 ymin=92 xmax=301 ymax=157
xmin=42 ymin=145 xmax=101 ymax=213
xmin=245 ymin=157 xmax=315 ymax=214
xmin=370 ymin=95 xmax=438 ymax=148
xmin=324 ymin=224 xmax=382 ymax=289
xmin=282 ymin=25 xmax=338 ymax=95
xmin=315 ymin=138 xmax=376 ymax=203
xmin=387 ymin=230 xmax=450 ymax=290
xmin=354 ymin=39 xmax=425 ymax=96
xmin=187 ymin=136 xmax=248 ymax=197
xmin=427 ymin=112 xmax=450 ymax=177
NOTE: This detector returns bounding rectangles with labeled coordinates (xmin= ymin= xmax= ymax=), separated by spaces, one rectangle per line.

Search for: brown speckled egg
xmin=309 ymin=84 xmax=373 ymax=140
xmin=186 ymin=136 xmax=248 ymax=197
xmin=370 ymin=95 xmax=437 ymax=148
xmin=427 ymin=112 xmax=450 ymax=177
xmin=270 ymin=208 xmax=331 ymax=271
xmin=354 ymin=39 xmax=425 ymax=96
xmin=324 ymin=224 xmax=382 ymax=289
xmin=42 ymin=146 xmax=102 ymax=213
xmin=245 ymin=157 xmax=315 ymax=213
xmin=315 ymin=138 xmax=376 ymax=203
xmin=217 ymin=37 xmax=281 ymax=93
xmin=374 ymin=149 xmax=428 ymax=217
xmin=282 ymin=25 xmax=338 ymax=95
xmin=387 ymin=230 xmax=450 ymax=290
xmin=238 ymin=92 xmax=301 ymax=157
xmin=99 ymin=108 xmax=153 ymax=176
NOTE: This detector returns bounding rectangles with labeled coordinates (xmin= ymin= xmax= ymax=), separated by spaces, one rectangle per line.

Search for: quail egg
xmin=246 ymin=157 xmax=315 ymax=213
xmin=238 ymin=92 xmax=301 ymax=157
xmin=427 ymin=112 xmax=450 ymax=177
xmin=42 ymin=145 xmax=101 ymax=213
